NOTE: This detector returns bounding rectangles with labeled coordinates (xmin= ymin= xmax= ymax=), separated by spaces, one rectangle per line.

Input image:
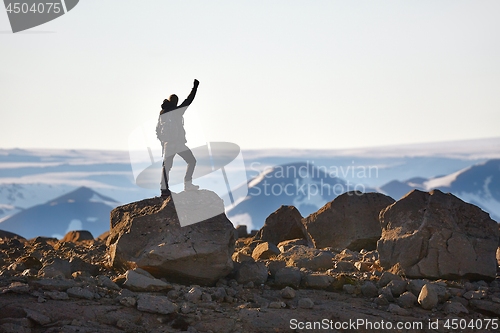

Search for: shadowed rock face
xmin=302 ymin=192 xmax=395 ymax=251
xmin=378 ymin=189 xmax=499 ymax=281
xmin=253 ymin=205 xmax=306 ymax=245
xmin=61 ymin=230 xmax=94 ymax=243
xmin=107 ymin=190 xmax=235 ymax=286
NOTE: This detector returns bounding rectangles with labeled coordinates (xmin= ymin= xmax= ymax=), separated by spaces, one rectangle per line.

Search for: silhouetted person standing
xmin=157 ymin=79 xmax=200 ymax=197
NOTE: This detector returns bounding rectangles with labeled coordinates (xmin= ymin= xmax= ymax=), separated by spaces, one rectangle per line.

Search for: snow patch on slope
xmin=423 ymin=168 xmax=466 ymax=190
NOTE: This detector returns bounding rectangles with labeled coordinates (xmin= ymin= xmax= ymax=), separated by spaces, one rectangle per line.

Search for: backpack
xmin=156 ymin=111 xmax=183 ymax=143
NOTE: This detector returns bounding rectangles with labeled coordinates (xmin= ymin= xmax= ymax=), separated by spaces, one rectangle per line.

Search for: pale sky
xmin=1 ymin=1 xmax=499 ymax=151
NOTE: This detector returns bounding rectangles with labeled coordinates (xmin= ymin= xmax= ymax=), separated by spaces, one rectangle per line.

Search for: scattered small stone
xmin=280 ymin=286 xmax=296 ymax=299
xmin=335 ymin=261 xmax=355 ymax=272
xmin=21 ymin=268 xmax=38 ymax=276
xmin=464 ymin=281 xmax=475 ymax=291
xmin=96 ymin=275 xmax=120 ymax=291
xmin=122 ymin=269 xmax=172 ymax=292
xmin=244 ymin=281 xmax=255 ymax=288
xmin=361 ymin=281 xmax=378 ymax=298
xmin=185 ymin=287 xmax=203 ymax=302
xmin=298 ymin=298 xmax=314 ymax=309
xmin=447 ymin=287 xmax=466 ymax=297
xmin=277 ymin=239 xmax=308 ymax=252
xmin=202 ymin=292 xmax=212 ymax=302
xmin=443 ymin=301 xmax=469 ymax=315
xmin=180 ymin=302 xmax=192 ymax=314
xmin=354 ymin=261 xmax=371 ymax=272
xmin=274 ymin=267 xmax=301 ymax=288
xmin=418 ymin=284 xmax=438 ymax=310
xmin=379 ymin=286 xmax=394 ymax=302
xmin=265 ymin=260 xmax=286 ymax=277
xmin=3 ymin=281 xmax=30 ymax=294
xmin=38 ymin=258 xmax=72 ymax=279
xmin=232 ymin=252 xmax=254 ymax=263
xmin=387 ymin=279 xmax=408 ymax=297
xmin=373 ymin=295 xmax=389 ymax=306
xmin=213 ymin=287 xmax=227 ymax=301
xmin=235 ymin=261 xmax=268 ymax=285
xmin=407 ymin=279 xmax=427 ymax=296
xmin=119 ymin=296 xmax=136 ymax=307
xmin=136 ymin=294 xmax=179 ymax=314
xmin=388 ymin=303 xmax=410 ymax=316
xmin=269 ymin=301 xmax=285 ymax=309
xmin=397 ymin=291 xmax=417 ymax=308
xmin=343 ymin=284 xmax=356 ymax=294
xmin=463 ymin=289 xmax=487 ymax=300
xmin=252 ymin=242 xmax=280 ymax=261
xmin=303 ymin=273 xmax=333 ymax=289
xmin=377 ymin=272 xmax=402 ymax=288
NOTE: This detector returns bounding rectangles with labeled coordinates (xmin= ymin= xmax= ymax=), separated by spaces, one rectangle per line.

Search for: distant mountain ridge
xmin=226 ymin=161 xmax=376 ymax=230
xmin=0 ymin=186 xmax=119 ymax=239
xmin=0 ymin=142 xmax=499 ymax=235
xmin=229 ymin=159 xmax=500 ymax=230
xmin=380 ymin=159 xmax=500 ymax=221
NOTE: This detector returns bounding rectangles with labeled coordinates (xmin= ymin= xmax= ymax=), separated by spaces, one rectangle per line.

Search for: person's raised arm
xmin=179 ymin=79 xmax=199 ymax=108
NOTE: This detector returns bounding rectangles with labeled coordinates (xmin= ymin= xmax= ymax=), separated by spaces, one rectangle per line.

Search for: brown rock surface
xmin=60 ymin=230 xmax=94 ymax=243
xmin=253 ymin=205 xmax=306 ymax=244
xmin=1 ymin=224 xmax=500 ymax=333
xmin=251 ymin=242 xmax=280 ymax=261
xmin=302 ymin=191 xmax=395 ymax=251
xmin=107 ymin=191 xmax=235 ymax=285
xmin=378 ymin=189 xmax=498 ymax=281
xmin=0 ymin=230 xmax=25 ymax=240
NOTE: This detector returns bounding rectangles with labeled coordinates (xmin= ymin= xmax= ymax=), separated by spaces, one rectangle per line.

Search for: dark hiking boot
xmin=184 ymin=181 xmax=199 ymax=191
xmin=161 ymin=189 xmax=171 ymax=198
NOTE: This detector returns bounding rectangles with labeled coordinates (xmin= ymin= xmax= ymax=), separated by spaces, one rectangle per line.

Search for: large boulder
xmin=107 ymin=190 xmax=235 ymax=285
xmin=377 ymin=189 xmax=498 ymax=281
xmin=253 ymin=205 xmax=306 ymax=244
xmin=302 ymin=192 xmax=395 ymax=251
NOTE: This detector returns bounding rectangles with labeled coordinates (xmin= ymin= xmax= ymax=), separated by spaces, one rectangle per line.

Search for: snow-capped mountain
xmin=226 ymin=161 xmax=376 ymax=230
xmin=0 ymin=183 xmax=76 ymax=222
xmin=426 ymin=159 xmax=500 ymax=221
xmin=0 ymin=148 xmax=159 ymax=223
xmin=380 ymin=159 xmax=500 ymax=222
xmin=1 ymin=138 xmax=499 ymax=236
xmin=0 ymin=186 xmax=119 ymax=239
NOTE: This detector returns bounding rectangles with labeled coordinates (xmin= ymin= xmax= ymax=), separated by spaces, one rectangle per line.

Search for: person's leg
xmin=161 ymin=142 xmax=176 ymax=196
xmin=177 ymin=145 xmax=198 ymax=190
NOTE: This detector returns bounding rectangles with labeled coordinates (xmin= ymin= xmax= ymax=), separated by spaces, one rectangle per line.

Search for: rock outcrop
xmin=253 ymin=205 xmax=306 ymax=245
xmin=377 ymin=189 xmax=499 ymax=281
xmin=0 ymin=230 xmax=25 ymax=240
xmin=107 ymin=190 xmax=235 ymax=285
xmin=1 ymin=217 xmax=500 ymax=332
xmin=61 ymin=230 xmax=94 ymax=243
xmin=302 ymin=191 xmax=395 ymax=251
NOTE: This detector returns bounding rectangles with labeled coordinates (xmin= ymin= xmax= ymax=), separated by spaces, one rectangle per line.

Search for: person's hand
xmin=194 ymin=79 xmax=200 ymax=87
